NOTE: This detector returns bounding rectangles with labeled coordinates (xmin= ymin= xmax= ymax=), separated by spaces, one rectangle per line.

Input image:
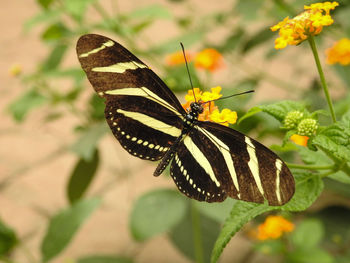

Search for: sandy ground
xmin=0 ymin=1 xmax=316 ymax=262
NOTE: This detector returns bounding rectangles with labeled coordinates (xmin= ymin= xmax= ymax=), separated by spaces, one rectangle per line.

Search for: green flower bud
xmin=284 ymin=111 xmax=304 ymax=129
xmin=297 ymin=118 xmax=318 ymax=136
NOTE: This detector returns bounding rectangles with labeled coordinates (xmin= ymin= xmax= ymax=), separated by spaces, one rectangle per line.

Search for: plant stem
xmin=308 ymin=35 xmax=337 ymax=123
xmin=191 ymin=201 xmax=204 ymax=263
xmin=286 ymin=162 xmax=334 ymax=170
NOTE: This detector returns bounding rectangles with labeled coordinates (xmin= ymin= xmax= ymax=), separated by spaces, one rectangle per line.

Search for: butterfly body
xmin=76 ymin=34 xmax=295 ymax=205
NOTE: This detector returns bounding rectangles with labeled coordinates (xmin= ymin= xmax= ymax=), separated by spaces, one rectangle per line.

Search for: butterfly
xmin=76 ymin=34 xmax=295 ymax=205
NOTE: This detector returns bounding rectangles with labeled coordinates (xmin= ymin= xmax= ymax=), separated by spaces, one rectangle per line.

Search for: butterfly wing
xmin=170 ymin=121 xmax=295 ymax=205
xmin=76 ymin=34 xmax=185 ymax=160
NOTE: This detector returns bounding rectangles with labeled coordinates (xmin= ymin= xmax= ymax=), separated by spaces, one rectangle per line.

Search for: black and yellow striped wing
xmin=76 ymin=34 xmax=295 ymax=206
xmin=77 ymin=34 xmax=185 ymax=160
xmin=171 ymin=122 xmax=294 ymax=205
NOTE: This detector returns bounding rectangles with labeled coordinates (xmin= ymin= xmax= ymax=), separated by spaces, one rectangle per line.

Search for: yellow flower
xmin=194 ymin=48 xmax=224 ymax=72
xmin=290 ymin=134 xmax=309 ymax=146
xmin=326 ymin=38 xmax=350 ymax=65
xmin=256 ymin=215 xmax=294 ymax=240
xmin=271 ymin=1 xmax=339 ymax=49
xmin=9 ymin=63 xmax=22 ymax=77
xmin=182 ymin=86 xmax=237 ymax=125
xmin=166 ymin=51 xmax=193 ymax=66
xmin=210 ymin=109 xmax=237 ymax=126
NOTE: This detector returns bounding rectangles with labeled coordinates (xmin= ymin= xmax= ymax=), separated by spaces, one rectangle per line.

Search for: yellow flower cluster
xmin=182 ymin=86 xmax=237 ymax=126
xmin=271 ymin=1 xmax=339 ymax=49
xmin=326 ymin=38 xmax=350 ymax=65
xmin=167 ymin=48 xmax=224 ymax=72
xmin=256 ymin=215 xmax=294 ymax=240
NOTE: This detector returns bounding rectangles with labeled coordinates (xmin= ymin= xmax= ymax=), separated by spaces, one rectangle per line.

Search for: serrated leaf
xmin=313 ymin=133 xmax=350 ymax=163
xmin=129 ymin=189 xmax=187 ymax=241
xmin=0 ymin=218 xmax=17 ymax=255
xmin=77 ymin=255 xmax=133 ymax=263
xmin=281 ymin=171 xmax=323 ymax=212
xmin=291 ymin=219 xmax=324 ymax=249
xmin=41 ymin=198 xmax=100 ymax=262
xmin=211 ymin=202 xmax=274 ymax=263
xmin=67 ymin=149 xmax=99 ymax=204
xmin=71 ymin=123 xmax=108 ymax=161
xmin=259 ymin=101 xmax=307 ymax=123
xmin=169 ymin=206 xmax=220 ymax=263
xmin=8 ymin=89 xmax=47 ymax=122
xmin=238 ymin=106 xmax=262 ymax=124
xmin=211 ymin=170 xmax=323 ymax=263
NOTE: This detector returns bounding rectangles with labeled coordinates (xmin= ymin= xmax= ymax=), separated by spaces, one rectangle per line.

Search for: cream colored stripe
xmin=245 ymin=137 xmax=264 ymax=196
xmin=183 ymin=136 xmax=220 ymax=187
xmin=275 ymin=159 xmax=283 ymax=204
xmin=92 ymin=61 xmax=147 ymax=73
xmin=105 ymin=87 xmax=180 ymax=115
xmin=116 ymin=109 xmax=181 ymax=137
xmin=197 ymin=127 xmax=240 ymax=197
xmin=79 ymin=40 xmax=114 ymax=58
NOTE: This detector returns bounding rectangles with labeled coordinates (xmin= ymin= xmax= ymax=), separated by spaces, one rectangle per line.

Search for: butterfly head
xmin=190 ymin=102 xmax=204 ymax=115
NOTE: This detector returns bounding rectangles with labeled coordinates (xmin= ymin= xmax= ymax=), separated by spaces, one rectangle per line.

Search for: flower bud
xmin=297 ymin=118 xmax=318 ymax=136
xmin=284 ymin=111 xmax=304 ymax=129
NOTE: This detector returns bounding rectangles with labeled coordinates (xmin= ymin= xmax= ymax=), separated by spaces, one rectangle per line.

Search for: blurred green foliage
xmin=2 ymin=0 xmax=350 ymax=262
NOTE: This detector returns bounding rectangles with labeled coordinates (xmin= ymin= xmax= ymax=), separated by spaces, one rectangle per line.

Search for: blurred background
xmin=1 ymin=0 xmax=350 ymax=263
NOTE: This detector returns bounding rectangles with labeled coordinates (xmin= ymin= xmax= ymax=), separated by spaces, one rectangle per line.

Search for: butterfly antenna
xmin=202 ymin=90 xmax=254 ymax=105
xmin=180 ymin=42 xmax=196 ymax=102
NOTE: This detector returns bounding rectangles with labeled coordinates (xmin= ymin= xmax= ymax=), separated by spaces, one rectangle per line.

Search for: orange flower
xmin=194 ymin=48 xmax=224 ymax=72
xmin=326 ymin=38 xmax=350 ymax=65
xmin=166 ymin=51 xmax=193 ymax=66
xmin=271 ymin=1 xmax=338 ymax=49
xmin=290 ymin=134 xmax=309 ymax=146
xmin=256 ymin=215 xmax=294 ymax=240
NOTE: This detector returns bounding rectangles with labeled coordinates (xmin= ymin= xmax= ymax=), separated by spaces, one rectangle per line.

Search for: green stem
xmin=286 ymin=162 xmax=334 ymax=170
xmin=191 ymin=201 xmax=204 ymax=263
xmin=308 ymin=35 xmax=337 ymax=123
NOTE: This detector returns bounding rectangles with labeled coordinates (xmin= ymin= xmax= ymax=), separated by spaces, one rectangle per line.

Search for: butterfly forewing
xmin=77 ymin=34 xmax=185 ymax=160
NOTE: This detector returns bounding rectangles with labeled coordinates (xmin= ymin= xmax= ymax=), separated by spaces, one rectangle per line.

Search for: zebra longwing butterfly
xmin=76 ymin=34 xmax=295 ymax=205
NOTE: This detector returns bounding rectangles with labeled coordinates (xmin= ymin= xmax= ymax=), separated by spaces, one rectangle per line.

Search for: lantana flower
xmin=166 ymin=51 xmax=193 ymax=66
xmin=256 ymin=215 xmax=294 ymax=240
xmin=290 ymin=134 xmax=309 ymax=147
xmin=326 ymin=38 xmax=350 ymax=65
xmin=182 ymin=86 xmax=237 ymax=126
xmin=271 ymin=1 xmax=339 ymax=49
xmin=194 ymin=48 xmax=224 ymax=72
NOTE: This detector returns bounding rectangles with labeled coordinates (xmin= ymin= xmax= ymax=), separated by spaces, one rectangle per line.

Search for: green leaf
xmin=88 ymin=94 xmax=106 ymax=121
xmin=67 ymin=149 xmax=99 ymax=204
xmin=217 ymin=28 xmax=245 ymax=53
xmin=211 ymin=202 xmax=274 ymax=263
xmin=77 ymin=255 xmax=133 ymax=263
xmin=291 ymin=219 xmax=324 ymax=249
xmin=211 ymin=171 xmax=323 ymax=263
xmin=128 ymin=4 xmax=172 ymax=19
xmin=281 ymin=171 xmax=323 ymax=212
xmin=71 ymin=123 xmax=108 ymax=161
xmin=235 ymin=0 xmax=264 ymax=20
xmin=8 ymin=89 xmax=47 ymax=122
xmin=41 ymin=22 xmax=69 ymax=41
xmin=24 ymin=9 xmax=61 ymax=32
xmin=129 ymin=189 xmax=187 ymax=241
xmin=194 ymin=199 xmax=236 ymax=224
xmin=41 ymin=198 xmax=100 ymax=262
xmin=41 ymin=44 xmax=68 ymax=72
xmin=259 ymin=101 xmax=307 ymax=123
xmin=286 ymin=248 xmax=333 ymax=263
xmin=169 ymin=206 xmax=221 ymax=263
xmin=63 ymin=0 xmax=95 ymax=22
xmin=242 ymin=28 xmax=274 ymax=54
xmin=37 ymin=0 xmax=55 ymax=9
xmin=238 ymin=106 xmax=262 ymax=124
xmin=0 ymin=218 xmax=17 ymax=256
